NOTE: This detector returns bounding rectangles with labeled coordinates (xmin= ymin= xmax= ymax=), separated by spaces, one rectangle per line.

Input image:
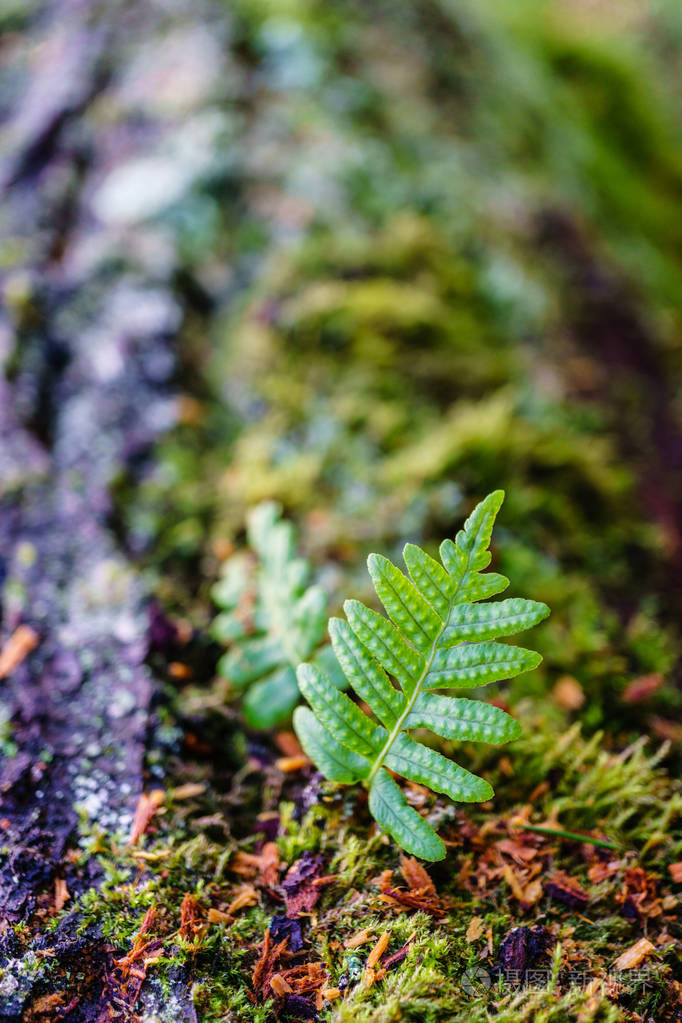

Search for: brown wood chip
xmin=623 ymin=672 xmax=663 ymax=704
xmin=552 ymin=675 xmax=585 ymax=710
xmin=179 ymin=892 xmax=204 ymax=942
xmin=502 ymin=863 xmax=525 ymax=902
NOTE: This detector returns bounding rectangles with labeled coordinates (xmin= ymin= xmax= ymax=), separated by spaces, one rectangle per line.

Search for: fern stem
xmin=365 ymin=611 xmax=451 ymax=788
xmin=365 ymin=552 xmax=472 ymax=788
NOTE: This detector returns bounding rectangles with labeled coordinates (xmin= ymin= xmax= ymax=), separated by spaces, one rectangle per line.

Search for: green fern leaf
xmin=368 ymin=768 xmax=446 ymax=860
xmin=292 ymin=707 xmax=370 ymax=783
xmin=211 ymin=502 xmax=344 ymax=729
xmin=294 ymin=490 xmax=549 ymax=860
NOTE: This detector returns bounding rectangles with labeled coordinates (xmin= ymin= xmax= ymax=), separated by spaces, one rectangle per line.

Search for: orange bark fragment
xmin=528 ymin=781 xmax=550 ymax=802
xmin=400 ymin=855 xmax=436 ymax=895
xmin=128 ymin=789 xmax=164 ymax=845
xmin=366 ymin=931 xmax=390 ymax=969
xmin=0 ymin=625 xmax=39 ymax=679
xmin=54 ymin=878 xmax=69 ymax=912
xmin=270 ymin=974 xmax=293 ymax=996
xmin=466 ymin=916 xmax=485 ymax=942
xmin=231 ymin=851 xmax=262 ymax=876
xmin=522 ymin=878 xmax=544 ymax=906
xmin=583 ymin=976 xmax=605 ymax=1014
xmin=345 ymin=928 xmax=373 ymax=949
xmin=497 ymin=837 xmax=538 ymax=863
xmin=208 ymin=908 xmax=232 ymax=924
xmin=380 ymin=860 xmax=444 ymax=917
xmin=615 ymin=866 xmax=660 ymax=919
xmin=649 ymin=716 xmax=682 ymax=743
xmin=114 ymin=907 xmax=158 ymax=974
xmin=668 ymin=862 xmax=682 ymax=883
xmin=231 ymin=841 xmax=280 ymax=887
xmin=252 ymin=929 xmax=289 ymax=1001
xmin=380 ymin=930 xmax=417 ymax=974
xmin=23 ymin=991 xmax=69 ymax=1020
xmin=278 ymin=960 xmax=328 ymax=996
xmin=623 ymin=672 xmax=663 ymax=704
xmin=275 ymin=755 xmax=310 ymax=773
xmin=552 ymin=675 xmax=585 ymax=710
xmin=168 ymin=661 xmax=192 ymax=679
xmin=251 ymin=929 xmax=272 ymax=995
xmin=226 ymin=883 xmax=259 ymax=916
xmin=259 ymin=841 xmax=280 ymax=887
xmin=171 ymin=782 xmax=206 ymax=800
xmin=613 ymin=938 xmax=656 ymax=970
xmin=274 ymin=731 xmax=304 ymax=757
xmin=105 ymin=906 xmax=165 ymax=1018
xmin=179 ymin=892 xmax=204 ymax=942
xmin=502 ymin=863 xmax=525 ymax=902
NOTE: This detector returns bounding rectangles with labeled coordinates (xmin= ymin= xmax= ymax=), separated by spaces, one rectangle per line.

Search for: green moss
xmin=21 ymin=705 xmax=675 ymax=1021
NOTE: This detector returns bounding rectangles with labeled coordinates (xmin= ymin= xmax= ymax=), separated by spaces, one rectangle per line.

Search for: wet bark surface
xmin=0 ymin=1 xmax=198 ymax=1017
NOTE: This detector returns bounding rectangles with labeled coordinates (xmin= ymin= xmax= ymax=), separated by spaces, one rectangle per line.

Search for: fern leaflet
xmin=211 ymin=502 xmax=344 ymax=729
xmin=293 ymin=491 xmax=549 ymax=860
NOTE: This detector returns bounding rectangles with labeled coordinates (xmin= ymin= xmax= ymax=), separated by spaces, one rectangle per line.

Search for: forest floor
xmin=0 ymin=1 xmax=681 ymax=1021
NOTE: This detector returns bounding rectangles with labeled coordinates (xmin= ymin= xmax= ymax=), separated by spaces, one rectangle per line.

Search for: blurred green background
xmin=108 ymin=0 xmax=682 ymax=742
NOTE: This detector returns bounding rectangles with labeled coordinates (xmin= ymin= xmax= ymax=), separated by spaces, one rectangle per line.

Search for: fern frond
xmin=293 ymin=491 xmax=549 ymax=860
xmin=211 ymin=502 xmax=344 ymax=729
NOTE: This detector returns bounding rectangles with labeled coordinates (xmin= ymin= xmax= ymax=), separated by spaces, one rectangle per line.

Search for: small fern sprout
xmin=293 ymin=491 xmax=549 ymax=860
xmin=211 ymin=502 xmax=345 ymax=729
